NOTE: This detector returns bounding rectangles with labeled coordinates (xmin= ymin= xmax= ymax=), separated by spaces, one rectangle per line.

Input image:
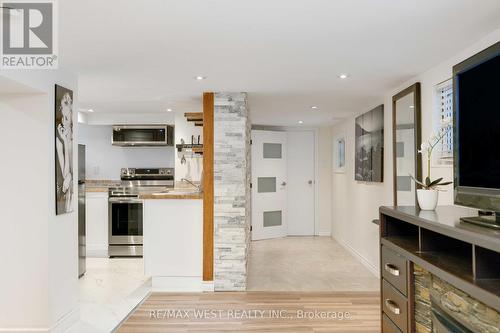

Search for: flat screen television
xmin=453 ymin=41 xmax=500 ymax=229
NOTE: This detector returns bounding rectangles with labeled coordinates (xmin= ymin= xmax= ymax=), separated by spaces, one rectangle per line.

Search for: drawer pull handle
xmin=384 ymin=263 xmax=400 ymax=276
xmin=385 ymin=299 xmax=401 ymax=315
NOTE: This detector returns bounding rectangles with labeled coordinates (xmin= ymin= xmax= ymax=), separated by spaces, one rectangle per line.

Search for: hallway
xmin=247 ymin=237 xmax=379 ymax=291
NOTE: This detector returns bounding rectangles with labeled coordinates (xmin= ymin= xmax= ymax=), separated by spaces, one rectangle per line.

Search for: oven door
xmin=109 ymin=198 xmax=143 ymax=245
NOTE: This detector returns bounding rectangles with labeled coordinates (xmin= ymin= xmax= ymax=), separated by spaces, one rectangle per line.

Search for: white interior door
xmin=251 ymin=130 xmax=287 ymax=240
xmin=287 ymin=131 xmax=315 ymax=235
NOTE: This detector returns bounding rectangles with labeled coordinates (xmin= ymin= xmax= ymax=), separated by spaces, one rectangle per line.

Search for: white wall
xmin=174 ymin=111 xmax=203 ymax=182
xmin=0 ymin=70 xmax=79 ymax=331
xmin=84 ymin=111 xmax=174 ymax=125
xmin=78 ymin=111 xmax=203 ymax=182
xmin=317 ymin=127 xmax=332 ymax=236
xmin=78 ymin=124 xmax=175 ymax=180
xmin=330 ymin=27 xmax=500 ymax=276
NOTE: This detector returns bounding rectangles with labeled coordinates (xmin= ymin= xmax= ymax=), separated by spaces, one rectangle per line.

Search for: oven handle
xmin=109 ymin=198 xmax=143 ymax=204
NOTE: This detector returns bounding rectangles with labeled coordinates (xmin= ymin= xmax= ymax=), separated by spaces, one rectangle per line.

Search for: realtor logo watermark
xmin=1 ymin=0 xmax=57 ymax=69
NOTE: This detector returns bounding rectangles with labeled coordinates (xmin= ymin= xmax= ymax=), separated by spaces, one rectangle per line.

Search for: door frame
xmin=251 ymin=125 xmax=320 ymax=236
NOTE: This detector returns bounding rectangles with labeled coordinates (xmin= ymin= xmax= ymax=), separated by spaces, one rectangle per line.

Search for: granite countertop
xmin=138 ymin=191 xmax=203 ymax=200
xmin=84 ymin=180 xmax=203 ymax=199
xmin=86 ymin=187 xmax=109 ymax=193
xmin=85 ymin=180 xmax=121 ymax=193
xmin=139 ymin=181 xmax=203 ymax=199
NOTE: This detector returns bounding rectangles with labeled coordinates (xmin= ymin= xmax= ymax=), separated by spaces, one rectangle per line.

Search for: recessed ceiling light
xmin=298 ymin=120 xmax=304 ymax=124
xmin=166 ymin=108 xmax=173 ymax=112
xmin=88 ymin=109 xmax=94 ymax=113
xmin=195 ymin=76 xmax=206 ymax=80
xmin=311 ymin=106 xmax=318 ymax=110
xmin=339 ymin=74 xmax=349 ymax=79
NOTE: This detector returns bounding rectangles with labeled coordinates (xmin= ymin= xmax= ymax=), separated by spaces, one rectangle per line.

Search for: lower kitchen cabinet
xmin=85 ymin=192 xmax=109 ymax=257
xmin=143 ymin=198 xmax=203 ymax=291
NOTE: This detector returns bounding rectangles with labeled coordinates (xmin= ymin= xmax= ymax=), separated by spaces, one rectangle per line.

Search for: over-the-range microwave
xmin=112 ymin=125 xmax=174 ymax=147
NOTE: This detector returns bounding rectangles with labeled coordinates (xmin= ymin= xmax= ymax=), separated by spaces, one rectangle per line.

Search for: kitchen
xmin=76 ymin=108 xmax=206 ymax=330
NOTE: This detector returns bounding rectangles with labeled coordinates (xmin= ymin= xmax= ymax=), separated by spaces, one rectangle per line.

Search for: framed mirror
xmin=392 ymin=83 xmax=422 ymax=206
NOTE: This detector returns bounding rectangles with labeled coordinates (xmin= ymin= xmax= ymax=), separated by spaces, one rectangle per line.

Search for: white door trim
xmin=313 ymin=128 xmax=319 ymax=236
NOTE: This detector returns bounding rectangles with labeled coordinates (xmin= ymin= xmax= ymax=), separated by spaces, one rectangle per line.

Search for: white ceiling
xmin=59 ymin=0 xmax=500 ymax=126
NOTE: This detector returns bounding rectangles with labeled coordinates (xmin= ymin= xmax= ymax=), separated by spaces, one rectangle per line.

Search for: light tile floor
xmin=247 ymin=236 xmax=380 ymax=291
xmin=67 ymin=258 xmax=151 ymax=333
xmin=68 ymin=237 xmax=378 ymax=332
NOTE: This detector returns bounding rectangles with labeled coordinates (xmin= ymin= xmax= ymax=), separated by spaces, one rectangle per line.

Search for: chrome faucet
xmin=181 ymin=178 xmax=202 ymax=191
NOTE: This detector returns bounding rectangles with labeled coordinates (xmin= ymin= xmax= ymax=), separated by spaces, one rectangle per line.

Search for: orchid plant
xmin=410 ymin=118 xmax=453 ymax=190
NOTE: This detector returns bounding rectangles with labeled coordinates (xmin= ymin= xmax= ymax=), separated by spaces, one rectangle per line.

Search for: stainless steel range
xmin=108 ymin=167 xmax=174 ymax=257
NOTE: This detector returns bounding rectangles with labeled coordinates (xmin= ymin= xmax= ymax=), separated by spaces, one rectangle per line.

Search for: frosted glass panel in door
xmin=263 ymin=211 xmax=282 ymax=227
xmin=258 ymin=177 xmax=276 ymax=193
xmin=263 ymin=143 xmax=282 ymax=158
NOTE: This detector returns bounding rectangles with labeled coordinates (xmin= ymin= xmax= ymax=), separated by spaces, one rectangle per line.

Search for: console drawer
xmin=382 ymin=279 xmax=408 ymax=333
xmin=383 ymin=314 xmax=402 ymax=333
xmin=382 ymin=245 xmax=407 ymax=295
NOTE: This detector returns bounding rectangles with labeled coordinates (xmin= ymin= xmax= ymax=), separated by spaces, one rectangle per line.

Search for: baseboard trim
xmin=0 ymin=307 xmax=80 ymax=333
xmin=86 ymin=244 xmax=108 ymax=258
xmin=332 ymin=235 xmax=380 ymax=278
xmin=317 ymin=231 xmax=332 ymax=236
xmin=50 ymin=307 xmax=80 ymax=333
xmin=202 ymin=281 xmax=215 ymax=292
xmin=152 ymin=277 xmax=203 ymax=292
xmin=0 ymin=329 xmax=47 ymax=333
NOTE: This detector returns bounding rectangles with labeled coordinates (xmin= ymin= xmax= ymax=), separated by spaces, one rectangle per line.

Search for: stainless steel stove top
xmin=109 ymin=167 xmax=175 ymax=198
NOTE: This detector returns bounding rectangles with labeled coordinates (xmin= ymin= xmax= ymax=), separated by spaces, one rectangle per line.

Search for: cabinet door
xmin=86 ymin=192 xmax=109 ymax=257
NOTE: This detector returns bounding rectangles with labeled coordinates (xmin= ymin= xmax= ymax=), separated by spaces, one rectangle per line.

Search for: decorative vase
xmin=417 ymin=189 xmax=439 ymax=210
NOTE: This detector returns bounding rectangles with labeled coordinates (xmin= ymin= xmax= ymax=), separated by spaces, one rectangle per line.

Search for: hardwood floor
xmin=118 ymin=292 xmax=380 ymax=332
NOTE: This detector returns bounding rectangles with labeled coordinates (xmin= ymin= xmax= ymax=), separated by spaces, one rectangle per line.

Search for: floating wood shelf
xmin=184 ymin=112 xmax=204 ymax=126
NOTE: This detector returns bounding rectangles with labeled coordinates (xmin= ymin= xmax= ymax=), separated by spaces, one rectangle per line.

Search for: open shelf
xmin=384 ymin=236 xmax=419 ymax=254
xmin=475 ymin=245 xmax=500 ymax=279
xmin=382 ymin=215 xmax=420 ymax=251
xmin=420 ymin=228 xmax=473 ymax=278
xmin=416 ymin=251 xmax=473 ymax=282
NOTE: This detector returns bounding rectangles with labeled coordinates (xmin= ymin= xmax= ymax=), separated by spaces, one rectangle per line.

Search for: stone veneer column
xmin=213 ymin=92 xmax=251 ymax=291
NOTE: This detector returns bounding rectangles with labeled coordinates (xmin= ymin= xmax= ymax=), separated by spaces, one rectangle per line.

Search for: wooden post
xmin=203 ymin=92 xmax=214 ymax=281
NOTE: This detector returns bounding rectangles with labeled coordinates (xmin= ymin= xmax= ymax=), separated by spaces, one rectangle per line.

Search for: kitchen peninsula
xmin=140 ymin=188 xmax=204 ymax=291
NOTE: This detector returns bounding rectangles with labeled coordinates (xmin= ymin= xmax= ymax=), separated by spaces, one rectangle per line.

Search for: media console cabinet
xmin=379 ymin=206 xmax=500 ymax=333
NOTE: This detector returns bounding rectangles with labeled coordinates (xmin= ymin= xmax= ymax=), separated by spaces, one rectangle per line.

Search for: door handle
xmin=308 ymin=180 xmax=313 ymax=185
xmin=281 ymin=182 xmax=287 ymax=186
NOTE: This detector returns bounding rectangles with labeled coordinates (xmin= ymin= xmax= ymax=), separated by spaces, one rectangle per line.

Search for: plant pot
xmin=417 ymin=189 xmax=439 ymax=211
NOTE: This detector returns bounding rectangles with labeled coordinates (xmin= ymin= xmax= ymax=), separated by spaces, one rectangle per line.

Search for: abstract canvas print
xmin=355 ymin=105 xmax=384 ymax=182
xmin=55 ymin=84 xmax=74 ymax=215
